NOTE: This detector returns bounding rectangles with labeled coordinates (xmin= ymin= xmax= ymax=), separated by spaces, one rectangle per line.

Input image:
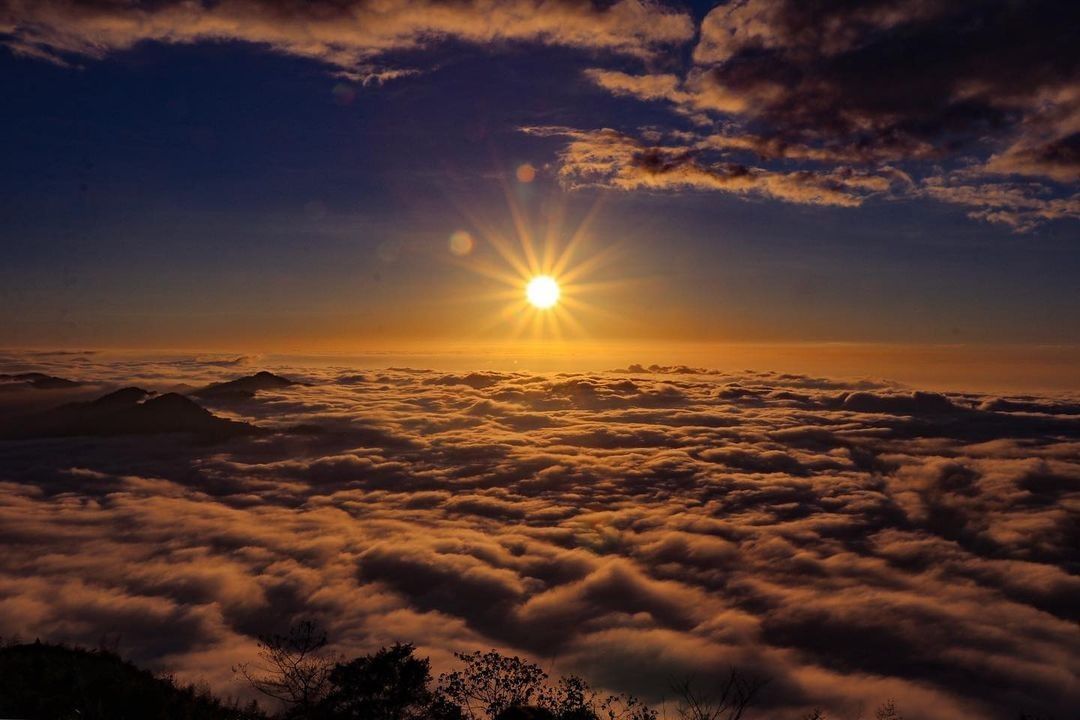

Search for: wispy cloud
xmin=0 ymin=0 xmax=693 ymax=82
xmin=522 ymin=126 xmax=907 ymax=207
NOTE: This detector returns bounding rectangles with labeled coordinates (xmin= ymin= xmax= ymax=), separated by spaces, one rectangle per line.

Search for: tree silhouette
xmin=1 ymin=636 xmax=1058 ymax=720
xmin=540 ymin=675 xmax=603 ymax=720
xmin=874 ymin=700 xmax=903 ymax=720
xmin=670 ymin=669 xmax=767 ymax=720
xmin=539 ymin=675 xmax=657 ymax=720
xmin=495 ymin=708 xmax=556 ymax=720
xmin=438 ymin=650 xmax=550 ymax=720
xmin=318 ymin=642 xmax=441 ymax=720
xmin=235 ymin=620 xmax=336 ymax=718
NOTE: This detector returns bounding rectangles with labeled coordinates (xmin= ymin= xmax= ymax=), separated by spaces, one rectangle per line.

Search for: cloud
xmin=0 ymin=0 xmax=694 ymax=81
xmin=0 ymin=356 xmax=1077 ymax=719
xmin=568 ymin=0 xmax=1080 ymax=231
xmin=920 ymin=175 xmax=1080 ymax=232
xmin=688 ymin=0 xmax=1078 ymax=160
xmin=521 ymin=126 xmax=906 ymax=207
xmin=7 ymin=1 xmax=1075 ymax=230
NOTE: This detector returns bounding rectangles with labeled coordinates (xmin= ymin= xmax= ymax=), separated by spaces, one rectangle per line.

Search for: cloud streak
xmin=521 ymin=126 xmax=907 ymax=207
xmin=0 ymin=0 xmax=694 ymax=82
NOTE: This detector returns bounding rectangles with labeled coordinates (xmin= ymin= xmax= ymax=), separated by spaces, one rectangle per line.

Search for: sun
xmin=526 ymin=275 xmax=560 ymax=309
xmin=445 ymin=172 xmax=629 ymax=340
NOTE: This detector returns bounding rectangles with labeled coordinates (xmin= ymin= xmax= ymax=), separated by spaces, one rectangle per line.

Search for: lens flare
xmin=515 ymin=163 xmax=536 ymax=183
xmin=449 ymin=230 xmax=474 ymax=256
xmin=526 ymin=275 xmax=560 ymax=309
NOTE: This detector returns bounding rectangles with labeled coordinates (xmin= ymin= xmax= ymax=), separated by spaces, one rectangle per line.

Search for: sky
xmin=1 ymin=0 xmax=1078 ymax=359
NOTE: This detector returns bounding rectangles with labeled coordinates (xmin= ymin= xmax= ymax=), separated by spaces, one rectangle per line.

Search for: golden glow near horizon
xmin=525 ymin=275 xmax=560 ymax=309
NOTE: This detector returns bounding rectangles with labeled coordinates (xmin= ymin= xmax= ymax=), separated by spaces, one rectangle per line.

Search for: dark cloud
xmin=0 ymin=356 xmax=1077 ymax=719
xmin=563 ymin=1 xmax=1080 ymax=230
xmin=693 ymin=1 xmax=1077 ymax=158
xmin=837 ymin=390 xmax=960 ymax=415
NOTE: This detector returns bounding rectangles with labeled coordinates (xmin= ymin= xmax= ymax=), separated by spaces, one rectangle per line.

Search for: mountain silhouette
xmin=0 ymin=387 xmax=259 ymax=440
xmin=0 ymin=372 xmax=83 ymax=391
xmin=192 ymin=370 xmax=301 ymax=401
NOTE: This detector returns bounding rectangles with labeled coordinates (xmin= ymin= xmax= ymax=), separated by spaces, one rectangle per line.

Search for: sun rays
xmin=445 ymin=174 xmax=630 ymax=342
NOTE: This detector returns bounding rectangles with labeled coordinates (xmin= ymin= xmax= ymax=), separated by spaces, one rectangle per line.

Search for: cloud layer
xmin=0 ymin=355 xmax=1077 ymax=718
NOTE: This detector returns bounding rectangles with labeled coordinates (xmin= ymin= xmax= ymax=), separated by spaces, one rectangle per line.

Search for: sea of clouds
xmin=0 ymin=352 xmax=1077 ymax=719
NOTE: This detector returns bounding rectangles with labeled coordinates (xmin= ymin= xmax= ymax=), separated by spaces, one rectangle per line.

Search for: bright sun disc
xmin=526 ymin=275 xmax=560 ymax=309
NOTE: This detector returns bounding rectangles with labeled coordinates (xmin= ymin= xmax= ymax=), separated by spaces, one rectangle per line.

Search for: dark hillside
xmin=0 ymin=642 xmax=264 ymax=720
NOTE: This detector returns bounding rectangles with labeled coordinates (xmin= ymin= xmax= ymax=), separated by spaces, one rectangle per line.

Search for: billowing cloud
xmin=568 ymin=0 xmax=1080 ymax=230
xmin=689 ymin=0 xmax=1078 ymax=165
xmin=0 ymin=0 xmax=694 ymax=82
xmin=0 ymin=355 xmax=1077 ymax=719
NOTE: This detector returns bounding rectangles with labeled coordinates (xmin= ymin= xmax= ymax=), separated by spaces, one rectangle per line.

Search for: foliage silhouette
xmin=539 ymin=675 xmax=657 ymax=720
xmin=8 ymin=630 xmax=1036 ymax=720
xmin=316 ymin=642 xmax=448 ymax=720
xmin=438 ymin=650 xmax=551 ymax=720
xmin=495 ymin=708 xmax=556 ymax=720
xmin=670 ymin=670 xmax=767 ymax=720
xmin=875 ymin=699 xmax=904 ymax=720
xmin=435 ymin=651 xmax=655 ymax=720
xmin=235 ymin=620 xmax=337 ymax=718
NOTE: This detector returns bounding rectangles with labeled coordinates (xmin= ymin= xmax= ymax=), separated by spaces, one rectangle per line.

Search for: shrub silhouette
xmin=0 ymin=640 xmax=264 ymax=720
xmin=235 ymin=620 xmax=337 ymax=718
xmin=436 ymin=650 xmax=655 ymax=720
xmin=494 ymin=708 xmax=556 ymax=720
xmin=539 ymin=675 xmax=656 ymax=720
xmin=670 ymin=670 xmax=767 ymax=720
xmin=9 ymin=630 xmax=1025 ymax=720
xmin=801 ymin=702 xmax=918 ymax=720
xmin=438 ymin=650 xmax=550 ymax=720
xmin=316 ymin=642 xmax=448 ymax=720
